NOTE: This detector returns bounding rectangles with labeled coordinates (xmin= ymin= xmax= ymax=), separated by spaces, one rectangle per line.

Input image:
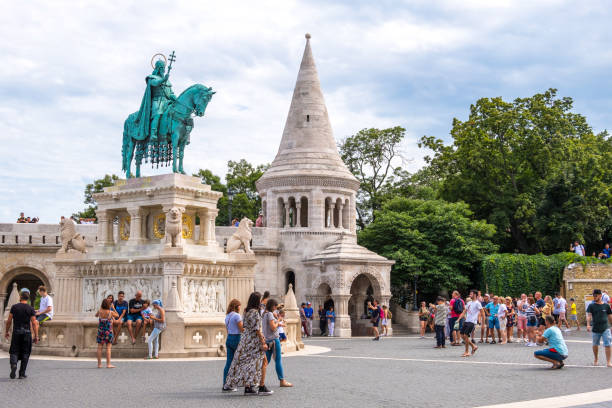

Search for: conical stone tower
xmin=256 ymin=34 xmax=360 ymax=232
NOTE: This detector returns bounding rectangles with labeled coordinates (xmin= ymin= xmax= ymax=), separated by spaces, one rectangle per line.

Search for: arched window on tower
xmin=285 ymin=270 xmax=295 ymax=293
xmin=278 ymin=197 xmax=286 ymax=227
xmin=342 ymin=198 xmax=349 ymax=229
xmin=324 ymin=197 xmax=332 ymax=228
xmin=300 ymin=196 xmax=308 ymax=227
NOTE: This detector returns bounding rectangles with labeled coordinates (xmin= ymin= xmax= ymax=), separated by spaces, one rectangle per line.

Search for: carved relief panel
xmin=181 ymin=277 xmax=226 ymax=315
xmin=82 ymin=277 xmax=163 ymax=312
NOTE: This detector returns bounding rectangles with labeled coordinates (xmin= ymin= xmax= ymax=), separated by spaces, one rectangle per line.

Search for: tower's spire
xmin=259 ymin=34 xmax=357 ymax=182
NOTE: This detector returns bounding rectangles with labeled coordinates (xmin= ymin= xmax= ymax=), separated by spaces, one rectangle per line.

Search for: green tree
xmin=339 ymin=127 xmax=405 ymax=228
xmin=420 ymin=88 xmax=612 ymax=253
xmin=73 ymin=174 xmax=119 ymax=222
xmin=194 ymin=160 xmax=269 ymax=225
xmin=358 ymin=197 xmax=497 ymax=301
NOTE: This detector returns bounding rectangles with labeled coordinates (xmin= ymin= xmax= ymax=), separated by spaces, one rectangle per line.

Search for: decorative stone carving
xmin=58 ymin=216 xmax=87 ymax=253
xmin=153 ymin=213 xmax=166 ymax=238
xmin=182 ymin=214 xmax=194 ymax=239
xmin=181 ymin=278 xmax=226 ymax=314
xmin=83 ymin=278 xmax=162 ymax=312
xmin=165 ymin=207 xmax=185 ymax=247
xmin=226 ymin=217 xmax=254 ymax=254
xmin=119 ymin=216 xmax=131 ymax=241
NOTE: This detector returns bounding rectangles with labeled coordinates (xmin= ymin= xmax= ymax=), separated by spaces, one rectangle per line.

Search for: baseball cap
xmin=593 ymin=289 xmax=602 ymax=295
xmin=20 ymin=288 xmax=30 ymax=294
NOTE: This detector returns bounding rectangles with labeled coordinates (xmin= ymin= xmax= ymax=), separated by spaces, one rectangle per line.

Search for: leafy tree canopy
xmin=339 ymin=127 xmax=406 ymax=228
xmin=194 ymin=159 xmax=268 ymax=225
xmin=420 ymin=88 xmax=612 ymax=254
xmin=358 ymin=197 xmax=498 ymax=301
xmin=73 ymin=174 xmax=119 ymax=222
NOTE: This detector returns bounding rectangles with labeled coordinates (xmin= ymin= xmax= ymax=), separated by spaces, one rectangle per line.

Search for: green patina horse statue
xmin=122 ymin=84 xmax=215 ymax=178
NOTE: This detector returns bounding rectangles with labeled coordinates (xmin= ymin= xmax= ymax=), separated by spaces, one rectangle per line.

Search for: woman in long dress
xmin=224 ymin=292 xmax=272 ymax=396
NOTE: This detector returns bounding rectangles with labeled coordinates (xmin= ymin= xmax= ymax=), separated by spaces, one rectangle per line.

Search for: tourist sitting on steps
xmin=35 ymin=286 xmax=53 ymax=324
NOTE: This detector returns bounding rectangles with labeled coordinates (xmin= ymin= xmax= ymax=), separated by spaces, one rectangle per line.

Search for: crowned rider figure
xmin=134 ymin=58 xmax=177 ymax=143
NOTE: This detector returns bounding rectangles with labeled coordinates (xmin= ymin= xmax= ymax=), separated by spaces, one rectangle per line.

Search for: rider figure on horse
xmin=134 ymin=59 xmax=176 ymax=143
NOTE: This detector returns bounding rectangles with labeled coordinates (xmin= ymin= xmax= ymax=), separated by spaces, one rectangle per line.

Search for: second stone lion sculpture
xmin=165 ymin=207 xmax=185 ymax=247
xmin=58 ymin=216 xmax=87 ymax=253
xmin=226 ymin=217 xmax=254 ymax=254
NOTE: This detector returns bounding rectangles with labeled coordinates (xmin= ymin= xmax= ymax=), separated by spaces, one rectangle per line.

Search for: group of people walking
xmin=223 ymin=291 xmax=292 ymax=396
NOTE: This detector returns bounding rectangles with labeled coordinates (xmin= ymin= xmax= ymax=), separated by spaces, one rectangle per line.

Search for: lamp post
xmin=412 ymin=276 xmax=419 ymax=311
xmin=227 ymin=187 xmax=234 ymax=226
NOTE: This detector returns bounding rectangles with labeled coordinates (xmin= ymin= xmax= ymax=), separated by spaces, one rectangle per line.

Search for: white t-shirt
xmin=465 ymin=300 xmax=483 ymax=324
xmin=39 ymin=295 xmax=54 ymax=318
xmin=553 ymin=297 xmax=567 ymax=314
xmin=573 ymin=245 xmax=585 ymax=256
xmin=497 ymin=303 xmax=507 ymax=319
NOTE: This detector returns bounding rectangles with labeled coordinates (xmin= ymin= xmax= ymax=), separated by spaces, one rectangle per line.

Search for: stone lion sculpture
xmin=226 ymin=217 xmax=254 ymax=254
xmin=58 ymin=216 xmax=87 ymax=253
xmin=165 ymin=206 xmax=185 ymax=247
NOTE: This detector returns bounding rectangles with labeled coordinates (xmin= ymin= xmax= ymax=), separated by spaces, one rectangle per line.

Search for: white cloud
xmin=1 ymin=0 xmax=612 ymax=221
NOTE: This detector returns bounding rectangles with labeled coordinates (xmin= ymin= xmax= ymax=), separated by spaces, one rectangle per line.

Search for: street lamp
xmin=227 ymin=187 xmax=234 ymax=226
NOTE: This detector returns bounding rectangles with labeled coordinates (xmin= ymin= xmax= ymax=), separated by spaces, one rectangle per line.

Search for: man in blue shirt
xmin=485 ymin=296 xmax=501 ymax=344
xmin=599 ymin=243 xmax=611 ymax=259
xmin=534 ymin=315 xmax=568 ymax=369
xmin=304 ymin=302 xmax=314 ymax=338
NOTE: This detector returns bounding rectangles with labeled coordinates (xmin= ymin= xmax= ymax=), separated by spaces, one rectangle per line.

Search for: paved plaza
xmin=2 ymin=331 xmax=612 ymax=408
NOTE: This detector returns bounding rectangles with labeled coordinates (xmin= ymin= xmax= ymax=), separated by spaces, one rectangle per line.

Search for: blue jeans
xmin=265 ymin=338 xmax=284 ymax=380
xmin=223 ymin=334 xmax=241 ymax=385
xmin=535 ymin=348 xmax=567 ymax=361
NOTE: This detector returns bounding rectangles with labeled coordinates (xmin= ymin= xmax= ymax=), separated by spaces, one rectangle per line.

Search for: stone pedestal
xmin=40 ymin=174 xmax=257 ymax=357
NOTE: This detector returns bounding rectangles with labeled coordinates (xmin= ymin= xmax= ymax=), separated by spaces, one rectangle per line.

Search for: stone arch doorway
xmin=2 ymin=267 xmax=49 ymax=309
xmin=348 ymin=273 xmax=381 ymax=336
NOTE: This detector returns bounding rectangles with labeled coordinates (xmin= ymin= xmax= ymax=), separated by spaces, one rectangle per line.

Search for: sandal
xmin=280 ymin=380 xmax=293 ymax=387
xmin=490 ymin=340 xmax=496 ymax=344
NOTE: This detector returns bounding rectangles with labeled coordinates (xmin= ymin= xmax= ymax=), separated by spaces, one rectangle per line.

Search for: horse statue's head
xmin=193 ymin=84 xmax=215 ymax=117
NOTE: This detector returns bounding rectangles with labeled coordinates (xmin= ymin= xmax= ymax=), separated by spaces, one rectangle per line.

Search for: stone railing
xmin=0 ymin=223 xmax=98 ymax=247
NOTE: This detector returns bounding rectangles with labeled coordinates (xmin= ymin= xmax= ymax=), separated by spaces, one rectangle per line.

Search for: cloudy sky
xmin=2 ymin=0 xmax=612 ymax=223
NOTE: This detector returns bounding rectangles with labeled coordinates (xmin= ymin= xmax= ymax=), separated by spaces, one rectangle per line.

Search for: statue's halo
xmin=150 ymin=53 xmax=167 ymax=69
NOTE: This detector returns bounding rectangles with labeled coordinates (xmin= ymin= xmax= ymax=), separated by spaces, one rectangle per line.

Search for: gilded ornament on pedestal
xmin=119 ymin=216 xmax=131 ymax=241
xmin=182 ymin=214 xmax=194 ymax=239
xmin=154 ymin=213 xmax=166 ymax=238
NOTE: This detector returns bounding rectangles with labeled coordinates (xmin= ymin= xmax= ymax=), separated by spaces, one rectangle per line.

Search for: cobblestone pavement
xmin=1 ymin=330 xmax=611 ymax=408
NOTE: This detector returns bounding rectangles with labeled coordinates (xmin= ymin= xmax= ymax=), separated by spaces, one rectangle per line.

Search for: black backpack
xmin=453 ymin=298 xmax=464 ymax=314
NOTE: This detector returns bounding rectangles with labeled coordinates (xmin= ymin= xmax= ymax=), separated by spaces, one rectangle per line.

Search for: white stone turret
xmin=256 ymin=34 xmax=359 ymax=232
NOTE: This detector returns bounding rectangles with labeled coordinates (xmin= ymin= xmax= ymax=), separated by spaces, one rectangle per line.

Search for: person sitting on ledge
xmin=534 ymin=315 xmax=568 ymax=369
xmin=16 ymin=212 xmax=26 ymax=223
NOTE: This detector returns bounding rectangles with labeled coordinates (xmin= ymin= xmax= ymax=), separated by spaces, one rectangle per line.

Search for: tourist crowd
xmin=16 ymin=212 xmax=39 ymax=223
xmin=419 ymin=288 xmax=612 ymax=369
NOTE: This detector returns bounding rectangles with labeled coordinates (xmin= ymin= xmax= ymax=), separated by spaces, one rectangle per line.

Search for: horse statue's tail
xmin=122 ymin=112 xmax=137 ymax=172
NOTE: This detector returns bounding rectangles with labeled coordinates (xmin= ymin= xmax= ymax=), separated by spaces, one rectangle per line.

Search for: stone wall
xmin=563 ymin=263 xmax=612 ymax=325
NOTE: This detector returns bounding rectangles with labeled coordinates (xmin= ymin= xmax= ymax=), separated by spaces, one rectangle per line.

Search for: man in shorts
xmin=479 ymin=293 xmax=490 ymax=343
xmin=126 ymin=290 xmax=145 ymax=344
xmin=112 ymin=291 xmax=129 ymax=344
xmin=485 ymin=296 xmax=501 ymax=344
xmin=586 ymin=289 xmax=612 ymax=366
xmin=459 ymin=290 xmax=483 ymax=357
xmin=534 ymin=315 xmax=568 ymax=369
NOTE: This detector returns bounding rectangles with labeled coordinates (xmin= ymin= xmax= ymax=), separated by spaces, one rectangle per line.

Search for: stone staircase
xmin=389 ymin=301 xmax=419 ymax=336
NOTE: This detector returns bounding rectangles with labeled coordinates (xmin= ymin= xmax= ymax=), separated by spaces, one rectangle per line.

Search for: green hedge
xmin=479 ymin=252 xmax=612 ymax=297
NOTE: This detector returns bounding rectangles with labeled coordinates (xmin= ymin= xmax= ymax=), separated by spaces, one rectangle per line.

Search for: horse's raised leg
xmin=179 ymin=143 xmax=186 ymax=174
